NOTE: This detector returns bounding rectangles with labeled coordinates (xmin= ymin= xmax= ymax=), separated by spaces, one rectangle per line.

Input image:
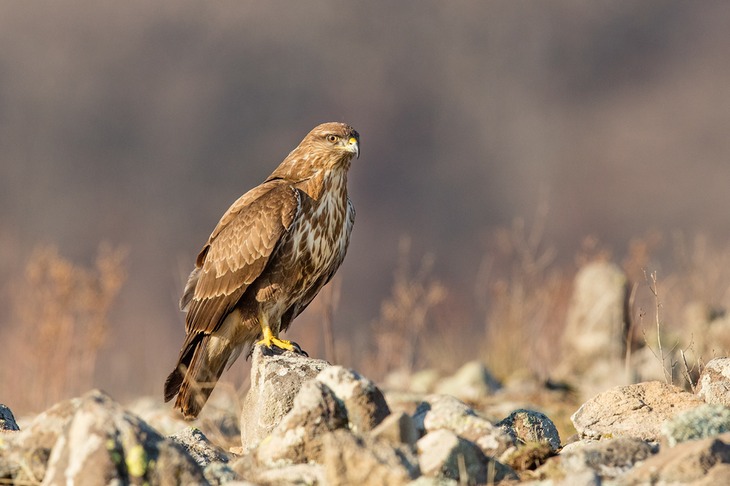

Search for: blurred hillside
xmin=2 ymin=1 xmax=730 ymax=410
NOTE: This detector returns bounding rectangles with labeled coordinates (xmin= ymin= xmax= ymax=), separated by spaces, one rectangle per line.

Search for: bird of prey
xmin=164 ymin=122 xmax=360 ymax=418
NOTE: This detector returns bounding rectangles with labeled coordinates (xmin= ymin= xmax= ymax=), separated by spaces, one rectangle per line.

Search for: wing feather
xmin=183 ymin=180 xmax=300 ymax=335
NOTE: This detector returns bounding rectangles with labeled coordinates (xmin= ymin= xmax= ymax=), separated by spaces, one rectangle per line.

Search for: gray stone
xmin=697 ymin=357 xmax=730 ymax=406
xmin=559 ymin=437 xmax=657 ymax=480
xmin=169 ymin=426 xmax=230 ymax=467
xmin=662 ymin=403 xmax=730 ymax=447
xmin=29 ymin=390 xmax=207 ymax=485
xmin=413 ymin=394 xmax=514 ymax=457
xmin=240 ymin=345 xmax=330 ymax=451
xmin=571 ymin=381 xmax=704 ymax=441
xmin=434 ymin=361 xmax=501 ymax=402
xmin=624 ymin=432 xmax=730 ymax=484
xmin=497 ymin=409 xmax=561 ymax=452
xmin=0 ymin=395 xmax=85 ymax=482
xmin=321 ymin=429 xmax=420 ymax=486
xmin=254 ymin=380 xmax=348 ymax=466
xmin=417 ymin=429 xmax=517 ymax=484
xmin=316 ymin=365 xmax=390 ymax=433
xmin=0 ymin=405 xmax=19 ymax=432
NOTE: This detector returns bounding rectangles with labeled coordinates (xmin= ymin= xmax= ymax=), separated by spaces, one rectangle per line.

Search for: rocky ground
xmin=3 ymin=262 xmax=730 ymax=485
xmin=3 ymin=349 xmax=730 ymax=485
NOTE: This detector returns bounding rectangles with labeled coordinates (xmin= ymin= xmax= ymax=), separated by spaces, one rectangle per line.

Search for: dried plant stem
xmin=642 ymin=269 xmax=679 ymax=384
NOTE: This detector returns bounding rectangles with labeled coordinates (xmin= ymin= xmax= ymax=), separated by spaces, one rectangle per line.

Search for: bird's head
xmin=308 ymin=122 xmax=360 ymax=162
xmin=269 ymin=122 xmax=360 ymax=182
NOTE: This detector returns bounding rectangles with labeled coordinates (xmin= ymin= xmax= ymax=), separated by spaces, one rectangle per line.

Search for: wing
xmin=182 ymin=180 xmax=301 ymax=335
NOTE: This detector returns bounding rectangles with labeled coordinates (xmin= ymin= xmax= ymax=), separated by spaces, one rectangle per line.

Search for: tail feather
xmin=163 ymin=334 xmax=230 ymax=419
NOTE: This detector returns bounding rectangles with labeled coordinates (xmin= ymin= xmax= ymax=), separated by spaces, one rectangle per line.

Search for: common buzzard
xmin=164 ymin=122 xmax=360 ymax=418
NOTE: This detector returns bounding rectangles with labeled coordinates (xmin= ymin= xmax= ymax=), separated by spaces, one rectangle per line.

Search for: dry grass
xmin=356 ymin=222 xmax=730 ymax=391
xmin=2 ymin=244 xmax=127 ymax=414
xmin=367 ymin=237 xmax=447 ymax=377
xmin=4 ymin=225 xmax=730 ymax=415
xmin=476 ymin=217 xmax=572 ymax=381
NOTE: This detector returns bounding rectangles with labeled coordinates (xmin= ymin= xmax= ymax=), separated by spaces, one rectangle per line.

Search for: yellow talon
xmin=256 ymin=326 xmax=297 ymax=352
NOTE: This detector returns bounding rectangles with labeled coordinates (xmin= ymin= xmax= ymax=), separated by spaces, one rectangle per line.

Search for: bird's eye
xmin=327 ymin=134 xmax=339 ymax=143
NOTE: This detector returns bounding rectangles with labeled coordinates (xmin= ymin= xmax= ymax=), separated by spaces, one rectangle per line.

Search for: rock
xmin=497 ymin=409 xmax=561 ymax=452
xmin=434 ymin=361 xmax=501 ymax=402
xmin=321 ymin=429 xmax=420 ymax=486
xmin=254 ymin=380 xmax=348 ymax=466
xmin=558 ymin=437 xmax=657 ymax=480
xmin=571 ymin=381 xmax=704 ymax=441
xmin=316 ymin=365 xmax=390 ymax=433
xmin=169 ymin=427 xmax=230 ymax=467
xmin=371 ymin=411 xmax=419 ymax=447
xmin=562 ymin=262 xmax=629 ymax=366
xmin=624 ymin=432 xmax=730 ymax=484
xmin=413 ymin=394 xmax=514 ymax=457
xmin=0 ymin=395 xmax=86 ymax=482
xmin=416 ymin=429 xmax=517 ymax=484
xmin=558 ymin=262 xmax=629 ymax=398
xmin=0 ymin=405 xmax=19 ymax=432
xmin=697 ymin=357 xmax=730 ymax=406
xmin=11 ymin=390 xmax=208 ymax=485
xmin=662 ymin=403 xmax=730 ymax=447
xmin=240 ymin=345 xmax=330 ymax=451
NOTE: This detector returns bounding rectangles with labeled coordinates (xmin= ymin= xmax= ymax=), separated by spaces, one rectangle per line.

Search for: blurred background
xmin=2 ymin=1 xmax=730 ymax=414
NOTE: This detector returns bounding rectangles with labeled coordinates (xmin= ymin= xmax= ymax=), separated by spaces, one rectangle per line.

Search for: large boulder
xmin=571 ymin=381 xmax=704 ymax=441
xmin=254 ymin=380 xmax=348 ymax=466
xmin=251 ymin=362 xmax=391 ymax=468
xmin=240 ymin=346 xmax=330 ymax=451
xmin=2 ymin=390 xmax=207 ymax=485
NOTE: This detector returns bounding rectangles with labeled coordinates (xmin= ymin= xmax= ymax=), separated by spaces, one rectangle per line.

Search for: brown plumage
xmin=164 ymin=122 xmax=359 ymax=418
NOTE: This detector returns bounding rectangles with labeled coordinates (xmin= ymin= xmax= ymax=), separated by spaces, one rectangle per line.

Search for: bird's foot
xmin=256 ymin=333 xmax=308 ymax=356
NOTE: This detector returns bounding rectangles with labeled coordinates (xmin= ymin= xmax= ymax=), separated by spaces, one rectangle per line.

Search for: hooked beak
xmin=347 ymin=136 xmax=360 ymax=159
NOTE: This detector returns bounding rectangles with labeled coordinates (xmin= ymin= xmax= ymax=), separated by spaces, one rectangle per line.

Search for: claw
xmin=256 ymin=326 xmax=308 ymax=356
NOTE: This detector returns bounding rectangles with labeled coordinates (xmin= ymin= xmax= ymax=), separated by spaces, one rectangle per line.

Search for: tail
xmin=163 ymin=333 xmax=231 ymax=419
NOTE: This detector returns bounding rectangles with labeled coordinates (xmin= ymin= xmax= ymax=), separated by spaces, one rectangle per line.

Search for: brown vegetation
xmin=5 ymin=222 xmax=730 ymax=417
xmin=2 ymin=244 xmax=127 ymax=413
